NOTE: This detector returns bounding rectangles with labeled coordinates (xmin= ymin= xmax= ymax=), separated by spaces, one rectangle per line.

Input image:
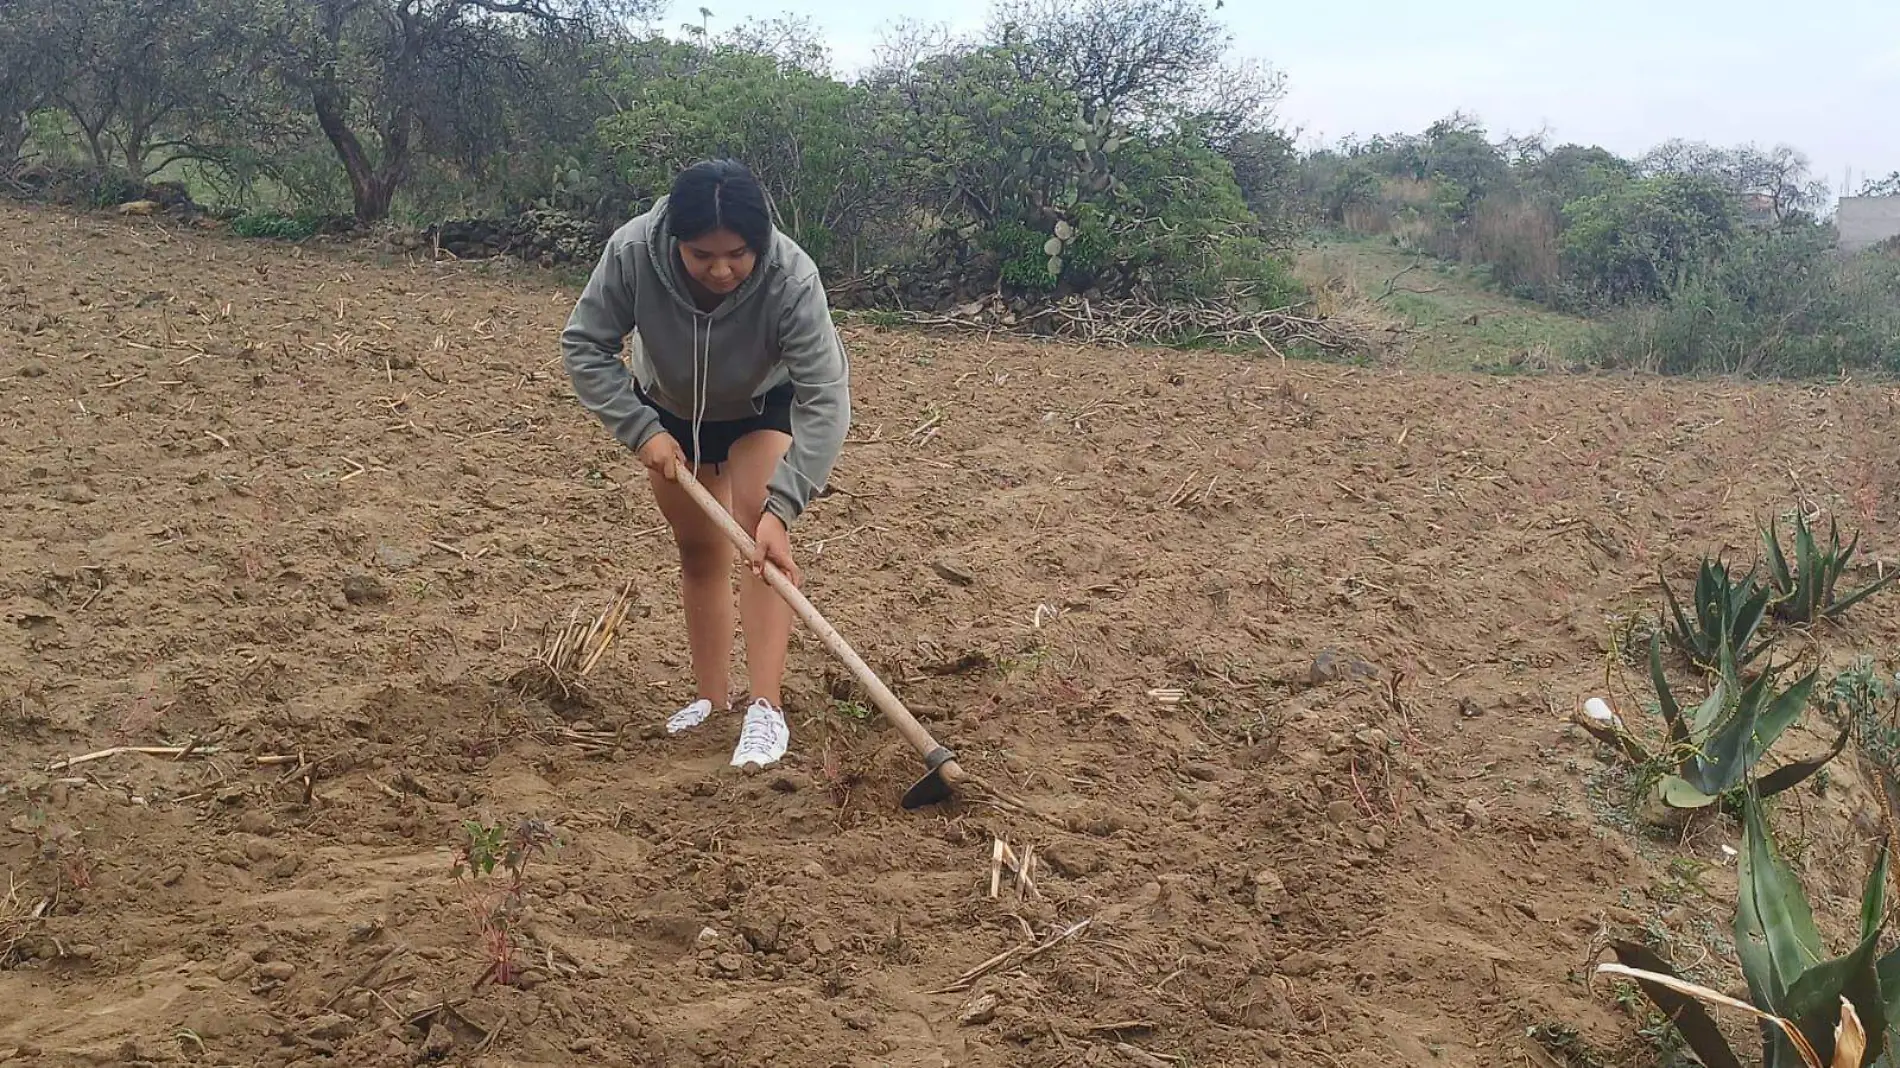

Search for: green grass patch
xmin=1298 ymin=234 xmax=1592 ymax=372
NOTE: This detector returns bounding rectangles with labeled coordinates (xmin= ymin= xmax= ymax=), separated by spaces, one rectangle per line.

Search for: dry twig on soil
xmin=46 ymin=745 xmax=222 ymax=772
xmin=988 ymin=837 xmax=1041 ymax=903
xmin=1 ymin=872 xmax=48 ymax=965
xmin=930 ymin=917 xmax=1092 ymax=994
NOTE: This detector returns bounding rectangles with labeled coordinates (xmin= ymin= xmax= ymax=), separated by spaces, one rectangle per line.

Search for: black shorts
xmin=636 ymin=381 xmax=794 ymax=466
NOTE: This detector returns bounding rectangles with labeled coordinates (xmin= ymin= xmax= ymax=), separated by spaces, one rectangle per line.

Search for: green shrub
xmin=1575 ymin=230 xmax=1900 ymax=377
xmin=985 ymin=218 xmax=1060 ymax=293
xmin=1559 ymin=174 xmax=1737 ymax=305
xmin=230 ymin=210 xmax=323 ymax=240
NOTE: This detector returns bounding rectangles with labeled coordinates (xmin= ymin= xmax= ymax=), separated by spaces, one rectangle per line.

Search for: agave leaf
xmin=1659 ymin=775 xmax=1721 ymax=809
xmin=1737 ymin=793 xmax=1827 ymax=1014
xmin=1691 ymin=680 xmax=1732 ymax=739
xmin=1756 ymin=725 xmax=1853 ymax=800
xmin=1652 ymin=633 xmax=1692 ymax=752
xmin=1743 ymin=669 xmax=1820 ymax=771
xmin=1773 ymin=845 xmax=1891 ymax=1066
xmin=1598 ymin=960 xmax=1820 ymax=1067
xmin=1859 ymin=843 xmax=1889 ymax=946
xmin=1819 ymin=519 xmax=1849 ymax=608
xmin=1735 ymin=581 xmax=1776 ymax=665
xmin=1781 ymin=920 xmax=1887 ymax=1066
xmin=1793 ymin=516 xmax=1822 ymax=622
xmin=1692 ymin=677 xmax=1759 ymax=796
xmin=1605 ymin=941 xmax=1747 ymax=1068
xmin=1875 ymin=942 xmax=1900 ymax=1031
xmin=1662 ymin=570 xmax=1706 ymax=659
xmin=1823 ymin=567 xmax=1900 ymax=621
xmin=1837 ymin=518 xmax=1860 ymax=565
xmin=1765 ymin=516 xmax=1795 ymax=593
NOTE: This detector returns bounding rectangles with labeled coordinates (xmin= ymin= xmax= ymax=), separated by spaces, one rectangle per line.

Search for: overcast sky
xmin=657 ymin=0 xmax=1900 ymax=204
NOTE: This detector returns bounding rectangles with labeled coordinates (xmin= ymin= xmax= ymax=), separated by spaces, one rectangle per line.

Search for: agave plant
xmin=1647 ymin=633 xmax=1843 ymax=810
xmin=1605 ymin=791 xmax=1897 ymax=1067
xmin=1661 ymin=556 xmax=1775 ymax=670
xmin=1762 ymin=512 xmax=1900 ymax=625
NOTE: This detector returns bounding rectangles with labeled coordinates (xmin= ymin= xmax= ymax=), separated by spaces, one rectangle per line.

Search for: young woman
xmin=561 ymin=159 xmax=850 ymax=771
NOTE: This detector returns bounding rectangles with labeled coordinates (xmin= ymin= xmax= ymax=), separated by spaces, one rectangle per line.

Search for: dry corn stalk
xmin=534 ymin=580 xmax=636 ymax=682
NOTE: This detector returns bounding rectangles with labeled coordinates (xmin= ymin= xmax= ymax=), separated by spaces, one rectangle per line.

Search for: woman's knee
xmin=675 ymin=535 xmax=730 ymax=577
xmin=729 ymin=492 xmax=766 ymax=531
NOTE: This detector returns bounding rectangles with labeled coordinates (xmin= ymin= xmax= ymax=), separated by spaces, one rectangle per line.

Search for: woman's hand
xmin=637 ymin=432 xmax=689 ymax=479
xmin=751 ymin=512 xmax=801 ymax=586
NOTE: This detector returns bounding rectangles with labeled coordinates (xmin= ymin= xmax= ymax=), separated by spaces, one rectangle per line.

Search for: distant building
xmin=1737 ymin=192 xmax=1779 ymax=225
xmin=1837 ymin=196 xmax=1900 ymax=253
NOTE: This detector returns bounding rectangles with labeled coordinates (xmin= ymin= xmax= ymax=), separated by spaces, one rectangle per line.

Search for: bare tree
xmin=271 ymin=0 xmax=654 ymax=223
xmin=1640 ymin=139 xmax=1828 ymax=221
xmin=720 ymin=14 xmax=831 ymax=75
xmin=1861 ymin=172 xmax=1900 ymax=199
xmin=0 ymin=1 xmax=64 ymax=167
xmin=984 ymin=0 xmax=1233 ymax=127
xmin=862 ymin=17 xmax=965 ymax=87
xmin=1176 ymin=54 xmax=1284 ymax=148
xmin=11 ymin=0 xmax=259 ymax=177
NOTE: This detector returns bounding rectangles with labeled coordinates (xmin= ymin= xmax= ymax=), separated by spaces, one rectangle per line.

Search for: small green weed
xmin=451 ymin=817 xmax=557 ymax=988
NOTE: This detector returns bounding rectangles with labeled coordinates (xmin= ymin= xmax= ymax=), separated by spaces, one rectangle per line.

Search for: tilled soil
xmin=3 ymin=200 xmax=1899 ymax=1067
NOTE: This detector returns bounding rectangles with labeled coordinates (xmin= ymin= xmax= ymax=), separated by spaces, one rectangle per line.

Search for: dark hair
xmin=668 ymin=159 xmax=773 ymax=255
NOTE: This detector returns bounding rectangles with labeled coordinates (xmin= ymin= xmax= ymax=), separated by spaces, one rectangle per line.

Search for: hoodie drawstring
xmin=689 ymin=312 xmax=709 ymax=481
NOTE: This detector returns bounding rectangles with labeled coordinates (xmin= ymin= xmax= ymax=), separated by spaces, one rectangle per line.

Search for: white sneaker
xmin=666 ymin=698 xmax=725 ymax=735
xmin=730 ymin=699 xmax=790 ymax=770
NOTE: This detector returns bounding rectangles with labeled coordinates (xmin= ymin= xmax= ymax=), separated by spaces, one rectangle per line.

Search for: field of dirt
xmin=3 ymin=198 xmax=1900 ymax=1068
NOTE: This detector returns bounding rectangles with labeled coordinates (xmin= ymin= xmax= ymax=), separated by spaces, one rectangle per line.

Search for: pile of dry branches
xmin=894 ymin=293 xmax=1391 ymax=360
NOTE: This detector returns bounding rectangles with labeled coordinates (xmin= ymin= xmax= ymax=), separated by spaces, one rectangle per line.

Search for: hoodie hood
xmin=641 ymin=194 xmax=778 ymax=322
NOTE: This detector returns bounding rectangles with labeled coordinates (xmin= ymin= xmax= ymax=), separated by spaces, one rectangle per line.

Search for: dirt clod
xmin=341 ymin=574 xmax=390 ymax=606
xmin=237 ymin=810 xmax=277 ymax=836
xmin=958 ymin=993 xmax=999 ymax=1026
xmin=302 ymin=1013 xmax=352 ymax=1041
xmin=1463 ymin=799 xmax=1492 ymax=828
xmin=216 ymin=952 xmax=253 ymax=981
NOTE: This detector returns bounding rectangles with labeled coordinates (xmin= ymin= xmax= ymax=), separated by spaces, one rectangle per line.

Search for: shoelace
xmin=736 ymin=706 xmax=782 ymax=753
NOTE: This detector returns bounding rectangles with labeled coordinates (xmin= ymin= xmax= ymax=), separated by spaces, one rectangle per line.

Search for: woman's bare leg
xmin=646 ymin=463 xmax=735 ymax=707
xmin=722 ymin=430 xmax=796 ymax=707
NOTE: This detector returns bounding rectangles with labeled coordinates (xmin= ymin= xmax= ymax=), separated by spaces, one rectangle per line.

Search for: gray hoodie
xmin=560 ymin=196 xmax=850 ymax=526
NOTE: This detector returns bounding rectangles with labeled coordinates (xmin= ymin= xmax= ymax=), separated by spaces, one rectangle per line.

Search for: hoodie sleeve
xmin=561 ymin=237 xmax=664 ymax=454
xmin=765 ymin=274 xmax=851 ymax=526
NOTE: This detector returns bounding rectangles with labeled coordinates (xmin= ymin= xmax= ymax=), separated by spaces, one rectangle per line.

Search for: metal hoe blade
xmin=901 ymin=746 xmax=959 ymax=809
